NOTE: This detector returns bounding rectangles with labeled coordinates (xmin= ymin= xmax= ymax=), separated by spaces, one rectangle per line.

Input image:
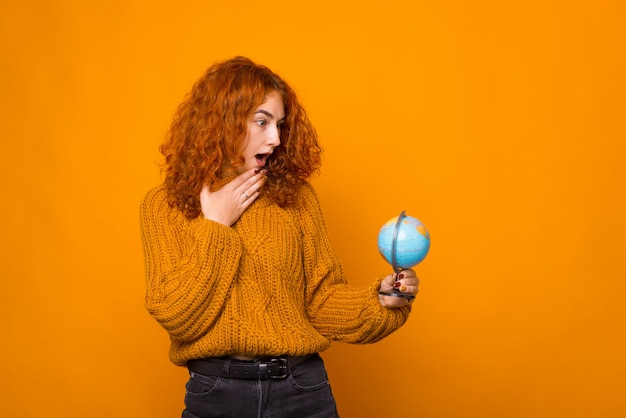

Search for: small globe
xmin=378 ymin=213 xmax=431 ymax=269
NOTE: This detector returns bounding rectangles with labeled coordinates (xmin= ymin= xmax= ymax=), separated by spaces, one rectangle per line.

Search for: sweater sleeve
xmin=140 ymin=186 xmax=243 ymax=342
xmin=299 ymin=184 xmax=411 ymax=344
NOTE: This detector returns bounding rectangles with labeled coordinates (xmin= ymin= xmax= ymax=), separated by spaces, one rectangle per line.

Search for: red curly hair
xmin=160 ymin=56 xmax=322 ymax=219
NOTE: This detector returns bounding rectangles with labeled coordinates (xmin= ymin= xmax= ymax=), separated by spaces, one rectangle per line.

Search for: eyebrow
xmin=255 ymin=109 xmax=285 ymax=121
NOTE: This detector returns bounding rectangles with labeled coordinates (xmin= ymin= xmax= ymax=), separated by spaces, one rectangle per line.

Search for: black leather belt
xmin=187 ymin=354 xmax=314 ymax=380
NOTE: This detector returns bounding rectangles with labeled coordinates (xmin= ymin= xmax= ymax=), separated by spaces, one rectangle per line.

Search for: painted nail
xmin=393 ymin=281 xmax=402 ymax=289
xmin=398 ymin=273 xmax=405 ymax=279
xmin=400 ymin=286 xmax=407 ymax=292
xmin=254 ymin=168 xmax=262 ymax=174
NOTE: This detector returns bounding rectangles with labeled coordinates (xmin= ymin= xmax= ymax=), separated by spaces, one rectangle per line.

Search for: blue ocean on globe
xmin=378 ymin=214 xmax=431 ymax=269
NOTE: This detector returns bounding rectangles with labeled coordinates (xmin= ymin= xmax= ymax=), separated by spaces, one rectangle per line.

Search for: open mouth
xmin=255 ymin=153 xmax=272 ymax=166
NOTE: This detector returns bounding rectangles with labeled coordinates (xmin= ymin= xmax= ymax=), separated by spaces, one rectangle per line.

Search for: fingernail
xmin=393 ymin=281 xmax=402 ymax=289
xmin=254 ymin=168 xmax=261 ymax=174
xmin=400 ymin=286 xmax=407 ymax=292
xmin=398 ymin=273 xmax=405 ymax=279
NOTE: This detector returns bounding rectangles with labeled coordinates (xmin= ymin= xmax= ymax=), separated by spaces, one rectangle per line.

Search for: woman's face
xmin=238 ymin=91 xmax=285 ymax=173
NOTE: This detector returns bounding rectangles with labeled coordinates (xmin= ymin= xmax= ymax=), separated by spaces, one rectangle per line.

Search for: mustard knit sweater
xmin=140 ymin=182 xmax=410 ymax=366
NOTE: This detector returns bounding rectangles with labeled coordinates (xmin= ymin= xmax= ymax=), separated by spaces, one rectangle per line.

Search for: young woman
xmin=140 ymin=56 xmax=420 ymax=418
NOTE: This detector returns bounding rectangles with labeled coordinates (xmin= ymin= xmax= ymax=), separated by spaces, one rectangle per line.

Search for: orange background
xmin=2 ymin=1 xmax=625 ymax=417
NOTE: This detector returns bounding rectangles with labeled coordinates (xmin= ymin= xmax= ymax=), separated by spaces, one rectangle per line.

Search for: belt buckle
xmin=268 ymin=358 xmax=289 ymax=379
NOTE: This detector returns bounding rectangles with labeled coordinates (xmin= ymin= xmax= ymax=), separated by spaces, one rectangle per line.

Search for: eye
xmin=255 ymin=119 xmax=267 ymax=127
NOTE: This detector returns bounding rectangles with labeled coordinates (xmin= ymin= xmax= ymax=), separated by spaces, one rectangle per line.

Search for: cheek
xmin=239 ymin=133 xmax=252 ymax=155
xmin=245 ymin=133 xmax=263 ymax=151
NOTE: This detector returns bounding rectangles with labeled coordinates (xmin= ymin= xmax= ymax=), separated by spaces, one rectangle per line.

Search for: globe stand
xmin=378 ymin=210 xmax=416 ymax=301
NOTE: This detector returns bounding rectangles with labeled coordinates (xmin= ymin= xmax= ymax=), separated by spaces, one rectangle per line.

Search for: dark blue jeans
xmin=182 ymin=354 xmax=339 ymax=418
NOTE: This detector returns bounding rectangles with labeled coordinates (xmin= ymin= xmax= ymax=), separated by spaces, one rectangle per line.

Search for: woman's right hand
xmin=200 ymin=168 xmax=267 ymax=226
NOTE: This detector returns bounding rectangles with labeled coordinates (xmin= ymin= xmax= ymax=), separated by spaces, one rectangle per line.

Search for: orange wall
xmin=2 ymin=1 xmax=625 ymax=417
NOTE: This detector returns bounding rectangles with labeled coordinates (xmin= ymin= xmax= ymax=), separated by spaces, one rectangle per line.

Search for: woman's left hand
xmin=378 ymin=269 xmax=420 ymax=308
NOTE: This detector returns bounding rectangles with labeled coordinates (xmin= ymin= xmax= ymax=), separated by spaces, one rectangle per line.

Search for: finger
xmin=391 ymin=278 xmax=419 ymax=296
xmin=399 ymin=284 xmax=419 ymax=295
xmin=240 ymin=189 xmax=261 ymax=211
xmin=224 ymin=168 xmax=262 ymax=194
xmin=391 ymin=280 xmax=418 ymax=293
xmin=398 ymin=277 xmax=419 ymax=288
xmin=241 ymin=174 xmax=266 ymax=200
xmin=236 ymin=167 xmax=265 ymax=188
xmin=241 ymin=181 xmax=265 ymax=205
xmin=397 ymin=269 xmax=417 ymax=279
xmin=380 ymin=273 xmax=397 ymax=291
xmin=396 ymin=270 xmax=419 ymax=286
xmin=240 ymin=183 xmax=262 ymax=202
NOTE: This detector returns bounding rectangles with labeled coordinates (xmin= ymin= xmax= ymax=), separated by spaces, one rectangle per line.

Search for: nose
xmin=267 ymin=124 xmax=281 ymax=147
